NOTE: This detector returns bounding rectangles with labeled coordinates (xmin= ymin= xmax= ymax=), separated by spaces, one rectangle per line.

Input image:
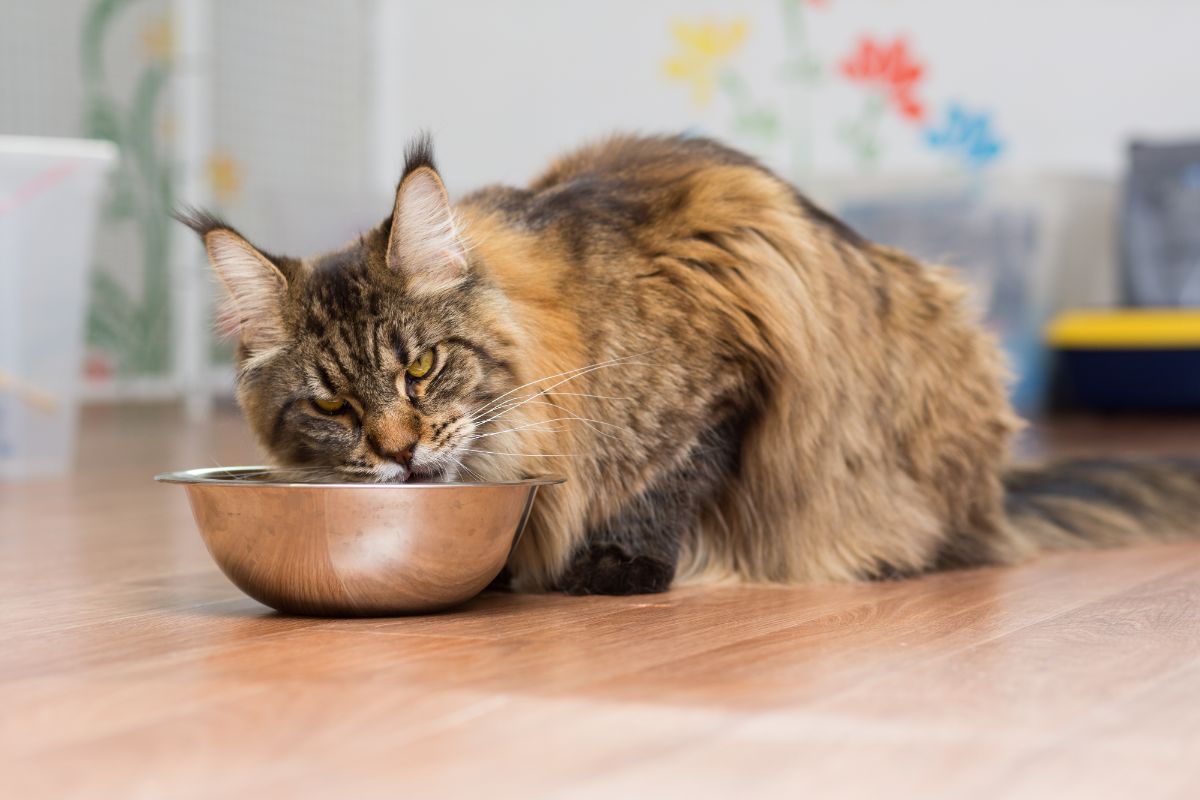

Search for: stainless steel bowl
xmin=156 ymin=467 xmax=563 ymax=616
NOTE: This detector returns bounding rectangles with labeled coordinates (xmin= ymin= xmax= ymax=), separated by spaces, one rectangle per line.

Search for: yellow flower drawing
xmin=207 ymin=152 xmax=243 ymax=205
xmin=140 ymin=14 xmax=173 ymax=64
xmin=662 ymin=18 xmax=749 ymax=107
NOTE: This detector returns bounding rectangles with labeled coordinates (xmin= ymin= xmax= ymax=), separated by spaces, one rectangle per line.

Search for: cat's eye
xmin=312 ymin=397 xmax=347 ymax=415
xmin=406 ymin=349 xmax=435 ymax=379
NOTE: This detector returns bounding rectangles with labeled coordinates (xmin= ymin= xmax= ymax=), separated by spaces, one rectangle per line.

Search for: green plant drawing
xmin=775 ymin=0 xmax=824 ymax=176
xmin=838 ymin=92 xmax=886 ymax=167
xmin=664 ymin=1 xmax=826 ymax=179
xmin=81 ymin=0 xmax=174 ymax=377
xmin=835 ymin=35 xmax=928 ymax=170
xmin=717 ymin=70 xmax=781 ymax=146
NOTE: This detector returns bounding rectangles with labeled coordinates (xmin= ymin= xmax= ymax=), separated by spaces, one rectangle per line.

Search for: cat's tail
xmin=986 ymin=457 xmax=1200 ymax=562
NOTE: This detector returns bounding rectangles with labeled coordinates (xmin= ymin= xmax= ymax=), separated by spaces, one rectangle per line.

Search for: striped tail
xmin=1001 ymin=456 xmax=1200 ymax=554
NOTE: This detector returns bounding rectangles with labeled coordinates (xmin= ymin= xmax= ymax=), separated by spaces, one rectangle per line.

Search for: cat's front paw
xmin=556 ymin=543 xmax=674 ymax=596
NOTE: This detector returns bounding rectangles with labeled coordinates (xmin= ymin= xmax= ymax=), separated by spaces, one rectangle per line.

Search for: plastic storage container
xmin=1047 ymin=309 xmax=1200 ymax=411
xmin=0 ymin=136 xmax=117 ymax=479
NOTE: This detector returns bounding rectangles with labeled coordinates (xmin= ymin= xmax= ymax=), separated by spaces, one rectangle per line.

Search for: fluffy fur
xmin=180 ymin=133 xmax=1200 ymax=595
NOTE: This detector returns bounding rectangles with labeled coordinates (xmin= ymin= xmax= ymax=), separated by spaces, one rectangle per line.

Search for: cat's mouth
xmin=405 ymin=466 xmax=447 ymax=483
xmin=327 ymin=463 xmax=412 ymax=484
xmin=333 ymin=462 xmax=449 ymax=484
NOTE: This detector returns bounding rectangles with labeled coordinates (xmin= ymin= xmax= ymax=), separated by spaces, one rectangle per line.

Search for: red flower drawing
xmin=840 ymin=36 xmax=926 ymax=121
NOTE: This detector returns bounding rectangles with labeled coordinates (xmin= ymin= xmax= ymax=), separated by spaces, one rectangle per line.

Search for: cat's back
xmin=458 ymin=134 xmax=784 ymax=240
xmin=528 ymin=133 xmax=760 ymax=188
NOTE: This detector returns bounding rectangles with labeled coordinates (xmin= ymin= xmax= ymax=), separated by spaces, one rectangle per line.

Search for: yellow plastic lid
xmin=1047 ymin=309 xmax=1200 ymax=349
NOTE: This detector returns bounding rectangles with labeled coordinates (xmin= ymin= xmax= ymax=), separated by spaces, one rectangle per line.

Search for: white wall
xmin=371 ymin=0 xmax=1200 ymax=194
xmin=3 ymin=0 xmax=1194 ymax=400
xmin=0 ymin=0 xmax=92 ymax=139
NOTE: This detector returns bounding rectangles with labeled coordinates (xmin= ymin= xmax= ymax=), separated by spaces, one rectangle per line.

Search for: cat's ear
xmin=175 ymin=210 xmax=289 ymax=351
xmin=386 ymin=142 xmax=467 ymax=294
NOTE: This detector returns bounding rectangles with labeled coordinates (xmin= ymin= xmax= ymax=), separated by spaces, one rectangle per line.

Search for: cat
xmin=179 ymin=133 xmax=1200 ymax=595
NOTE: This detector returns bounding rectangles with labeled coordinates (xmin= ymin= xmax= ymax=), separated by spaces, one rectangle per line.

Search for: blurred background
xmin=3 ymin=0 xmax=1200 ymax=478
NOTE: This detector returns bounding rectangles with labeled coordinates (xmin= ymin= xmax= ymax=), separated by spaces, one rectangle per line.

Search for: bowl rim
xmin=154 ymin=466 xmax=566 ymax=489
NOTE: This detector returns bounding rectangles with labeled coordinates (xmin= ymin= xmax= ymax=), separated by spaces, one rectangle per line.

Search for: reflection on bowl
xmin=156 ymin=467 xmax=563 ymax=616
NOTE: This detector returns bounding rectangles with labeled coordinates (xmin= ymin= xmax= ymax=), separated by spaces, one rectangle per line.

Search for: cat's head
xmin=179 ymin=139 xmax=518 ymax=482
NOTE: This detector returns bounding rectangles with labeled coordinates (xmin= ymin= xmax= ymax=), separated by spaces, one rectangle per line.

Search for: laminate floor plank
xmin=3 ymin=404 xmax=1198 ymax=798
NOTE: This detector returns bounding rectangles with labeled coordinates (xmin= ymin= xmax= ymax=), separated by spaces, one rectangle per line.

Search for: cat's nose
xmin=388 ymin=443 xmax=415 ymax=468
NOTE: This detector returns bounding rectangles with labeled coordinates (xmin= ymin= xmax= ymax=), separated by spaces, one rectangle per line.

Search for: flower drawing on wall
xmin=82 ymin=0 xmax=176 ymax=378
xmin=140 ymin=14 xmax=173 ymax=63
xmin=923 ymin=101 xmax=1005 ymax=171
xmin=660 ymin=6 xmax=1006 ymax=176
xmin=838 ymin=35 xmax=927 ymax=167
xmin=662 ymin=19 xmax=749 ymax=107
xmin=663 ymin=2 xmax=831 ymax=175
xmin=207 ymin=152 xmax=243 ymax=205
xmin=840 ymin=36 xmax=926 ymax=120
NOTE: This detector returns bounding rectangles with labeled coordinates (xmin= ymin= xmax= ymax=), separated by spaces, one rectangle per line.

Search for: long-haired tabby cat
xmin=180 ymin=134 xmax=1200 ymax=595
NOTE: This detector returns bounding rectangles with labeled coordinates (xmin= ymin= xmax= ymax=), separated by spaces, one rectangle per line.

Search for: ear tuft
xmin=173 ymin=206 xmax=233 ymax=238
xmin=201 ymin=228 xmax=290 ymax=351
xmin=387 ymin=148 xmax=468 ymax=294
xmin=403 ymin=131 xmax=437 ymax=177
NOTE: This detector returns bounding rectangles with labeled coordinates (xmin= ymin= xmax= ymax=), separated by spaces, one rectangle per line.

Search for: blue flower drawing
xmin=924 ymin=102 xmax=1005 ymax=170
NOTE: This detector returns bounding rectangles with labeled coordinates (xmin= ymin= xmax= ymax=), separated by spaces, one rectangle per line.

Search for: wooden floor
xmin=2 ymin=405 xmax=1199 ymax=799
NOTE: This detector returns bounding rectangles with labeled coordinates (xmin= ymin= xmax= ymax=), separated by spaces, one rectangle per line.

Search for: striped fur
xmin=181 ymin=134 xmax=1200 ymax=595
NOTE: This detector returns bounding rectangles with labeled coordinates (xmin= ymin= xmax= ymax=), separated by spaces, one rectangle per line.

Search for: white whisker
xmin=543 ymin=391 xmax=634 ymax=402
xmin=460 ymin=448 xmax=582 ymax=459
xmin=468 ymin=355 xmax=642 ymax=418
xmin=467 ymin=418 xmax=576 ymax=439
xmin=472 ymin=360 xmax=655 ymax=429
xmin=508 ymin=400 xmax=629 ymax=431
xmin=470 ymin=404 xmax=627 ymax=441
xmin=455 ymin=460 xmax=485 ymax=482
xmin=468 ymin=350 xmax=658 ymax=421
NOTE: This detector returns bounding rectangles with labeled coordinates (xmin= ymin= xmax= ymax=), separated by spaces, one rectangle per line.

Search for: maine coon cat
xmin=181 ymin=134 xmax=1200 ymax=595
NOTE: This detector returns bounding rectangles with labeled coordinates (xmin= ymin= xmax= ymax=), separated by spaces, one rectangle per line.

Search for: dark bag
xmin=1122 ymin=140 xmax=1200 ymax=306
